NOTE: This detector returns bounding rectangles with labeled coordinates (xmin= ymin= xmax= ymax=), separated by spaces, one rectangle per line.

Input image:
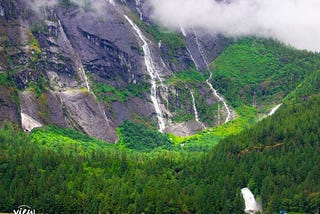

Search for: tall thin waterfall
xmin=206 ymin=72 xmax=232 ymax=123
xmin=268 ymin=104 xmax=282 ymax=116
xmin=190 ymin=90 xmax=200 ymax=122
xmin=124 ymin=15 xmax=166 ymax=132
xmin=190 ymin=89 xmax=206 ymax=129
xmin=194 ymin=31 xmax=209 ymax=68
xmin=186 ymin=47 xmax=200 ymax=71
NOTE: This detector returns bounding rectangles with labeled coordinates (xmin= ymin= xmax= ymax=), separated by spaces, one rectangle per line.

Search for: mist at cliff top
xmin=149 ymin=0 xmax=320 ymax=52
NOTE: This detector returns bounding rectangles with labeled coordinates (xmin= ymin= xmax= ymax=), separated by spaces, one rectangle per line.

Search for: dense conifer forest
xmin=0 ymin=95 xmax=319 ymax=213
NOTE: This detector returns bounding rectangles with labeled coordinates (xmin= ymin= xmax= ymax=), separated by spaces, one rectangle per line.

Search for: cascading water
xmin=180 ymin=26 xmax=187 ymax=37
xmin=0 ymin=5 xmax=4 ymax=17
xmin=181 ymin=27 xmax=202 ymax=70
xmin=268 ymin=104 xmax=282 ymax=116
xmin=124 ymin=15 xmax=166 ymax=132
xmin=241 ymin=188 xmax=261 ymax=214
xmin=206 ymin=72 xmax=232 ymax=123
xmin=194 ymin=31 xmax=209 ymax=68
xmin=190 ymin=89 xmax=206 ymax=129
xmin=135 ymin=0 xmax=143 ymax=20
xmin=108 ymin=0 xmax=115 ymax=6
xmin=186 ymin=47 xmax=200 ymax=70
xmin=190 ymin=90 xmax=200 ymax=122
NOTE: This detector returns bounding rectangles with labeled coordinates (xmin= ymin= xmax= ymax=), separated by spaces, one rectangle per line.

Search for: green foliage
xmin=30 ymin=126 xmax=112 ymax=155
xmin=58 ymin=0 xmax=77 ymax=7
xmin=180 ymin=104 xmax=257 ymax=151
xmin=30 ymin=20 xmax=48 ymax=35
xmin=0 ymin=73 xmax=19 ymax=105
xmin=206 ymin=95 xmax=320 ymax=213
xmin=166 ymin=68 xmax=206 ymax=84
xmin=0 ymin=73 xmax=13 ymax=87
xmin=0 ymin=96 xmax=319 ymax=213
xmin=146 ymin=24 xmax=185 ymax=57
xmin=26 ymin=78 xmax=47 ymax=98
xmin=118 ymin=120 xmax=173 ymax=152
xmin=211 ymin=38 xmax=320 ymax=107
xmin=92 ymin=82 xmax=149 ymax=102
xmin=285 ymin=70 xmax=320 ymax=101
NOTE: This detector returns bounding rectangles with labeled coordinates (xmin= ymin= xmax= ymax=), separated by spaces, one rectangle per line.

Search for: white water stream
xmin=108 ymin=0 xmax=115 ymax=5
xmin=190 ymin=89 xmax=206 ymax=129
xmin=241 ymin=188 xmax=261 ymax=214
xmin=268 ymin=104 xmax=282 ymax=116
xmin=0 ymin=5 xmax=4 ymax=17
xmin=180 ymin=26 xmax=187 ymax=37
xmin=124 ymin=15 xmax=166 ymax=132
xmin=206 ymin=72 xmax=232 ymax=123
xmin=186 ymin=47 xmax=200 ymax=70
xmin=194 ymin=31 xmax=209 ymax=68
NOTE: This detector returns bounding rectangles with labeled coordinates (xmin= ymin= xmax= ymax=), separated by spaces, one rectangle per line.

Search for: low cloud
xmin=27 ymin=0 xmax=58 ymax=13
xmin=27 ymin=0 xmax=112 ymax=16
xmin=148 ymin=0 xmax=320 ymax=52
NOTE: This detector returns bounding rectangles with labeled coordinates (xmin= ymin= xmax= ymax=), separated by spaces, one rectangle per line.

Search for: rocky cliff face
xmin=0 ymin=0 xmax=232 ymax=142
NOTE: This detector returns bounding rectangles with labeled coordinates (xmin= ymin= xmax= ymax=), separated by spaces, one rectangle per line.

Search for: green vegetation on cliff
xmin=211 ymin=38 xmax=320 ymax=107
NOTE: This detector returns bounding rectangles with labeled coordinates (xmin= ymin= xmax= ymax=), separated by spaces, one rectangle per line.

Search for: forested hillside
xmin=211 ymin=38 xmax=320 ymax=108
xmin=1 ymin=94 xmax=319 ymax=213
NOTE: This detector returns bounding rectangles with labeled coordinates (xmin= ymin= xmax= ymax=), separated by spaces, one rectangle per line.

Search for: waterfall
xmin=124 ymin=15 xmax=166 ymax=132
xmin=206 ymin=72 xmax=232 ymax=123
xmin=190 ymin=89 xmax=206 ymax=129
xmin=194 ymin=31 xmax=209 ymax=68
xmin=135 ymin=0 xmax=143 ymax=20
xmin=241 ymin=188 xmax=261 ymax=214
xmin=217 ymin=102 xmax=221 ymax=125
xmin=57 ymin=19 xmax=90 ymax=91
xmin=180 ymin=26 xmax=187 ymax=37
xmin=135 ymin=0 xmax=141 ymax=5
xmin=0 ymin=5 xmax=4 ymax=17
xmin=186 ymin=47 xmax=200 ymax=71
xmin=108 ymin=0 xmax=115 ymax=5
xmin=190 ymin=90 xmax=200 ymax=122
xmin=268 ymin=104 xmax=282 ymax=116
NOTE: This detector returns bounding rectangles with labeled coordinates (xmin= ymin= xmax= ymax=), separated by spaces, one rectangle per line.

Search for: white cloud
xmin=27 ymin=0 xmax=58 ymax=13
xmin=27 ymin=0 xmax=111 ymax=16
xmin=148 ymin=0 xmax=320 ymax=52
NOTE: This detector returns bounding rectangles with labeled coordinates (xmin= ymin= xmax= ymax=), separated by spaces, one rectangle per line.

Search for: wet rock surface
xmin=0 ymin=0 xmax=235 ymax=142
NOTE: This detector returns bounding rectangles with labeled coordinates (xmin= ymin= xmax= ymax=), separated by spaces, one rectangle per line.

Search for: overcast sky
xmin=148 ymin=0 xmax=320 ymax=52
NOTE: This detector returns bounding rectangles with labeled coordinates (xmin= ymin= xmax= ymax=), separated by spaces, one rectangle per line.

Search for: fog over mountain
xmin=148 ymin=0 xmax=320 ymax=52
xmin=27 ymin=0 xmax=109 ymax=15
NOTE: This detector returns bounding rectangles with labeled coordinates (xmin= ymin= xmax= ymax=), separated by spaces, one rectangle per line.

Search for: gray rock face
xmin=165 ymin=121 xmax=204 ymax=137
xmin=55 ymin=5 xmax=146 ymax=87
xmin=184 ymin=31 xmax=232 ymax=72
xmin=0 ymin=0 xmax=234 ymax=142
xmin=0 ymin=86 xmax=19 ymax=126
xmin=57 ymin=90 xmax=118 ymax=143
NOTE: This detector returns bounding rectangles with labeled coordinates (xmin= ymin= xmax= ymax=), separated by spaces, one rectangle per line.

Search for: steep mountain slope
xmin=0 ymin=0 xmax=232 ymax=141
